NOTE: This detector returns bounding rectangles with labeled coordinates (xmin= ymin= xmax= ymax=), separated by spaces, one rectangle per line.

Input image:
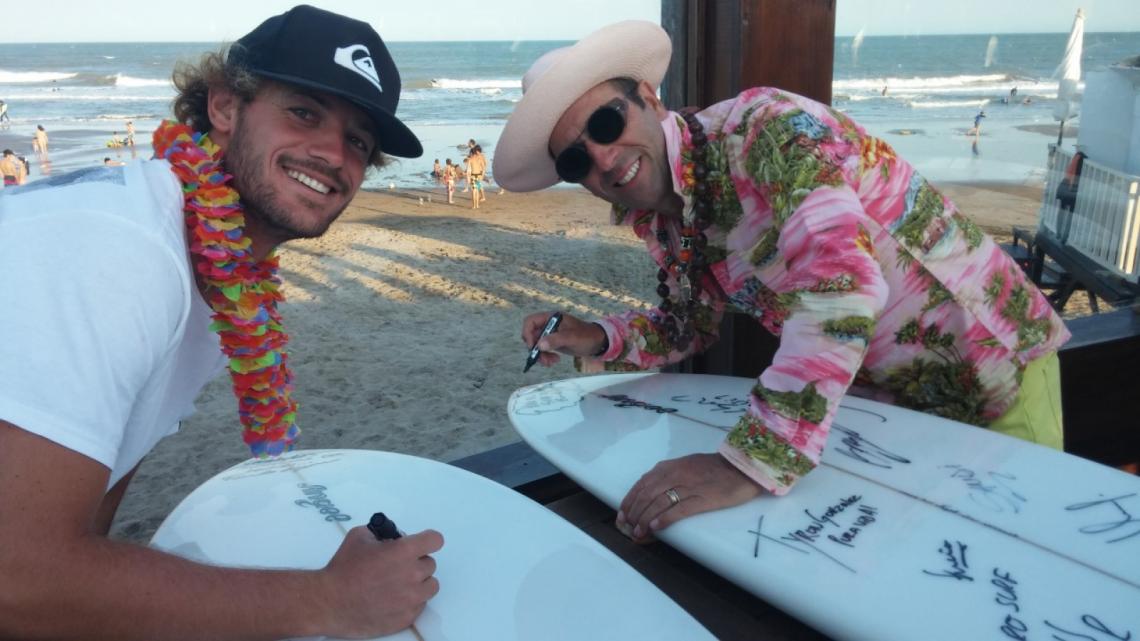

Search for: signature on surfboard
xmin=1066 ymin=493 xmax=1140 ymax=544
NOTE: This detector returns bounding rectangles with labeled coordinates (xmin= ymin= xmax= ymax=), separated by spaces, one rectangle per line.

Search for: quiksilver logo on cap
xmin=334 ymin=44 xmax=383 ymax=93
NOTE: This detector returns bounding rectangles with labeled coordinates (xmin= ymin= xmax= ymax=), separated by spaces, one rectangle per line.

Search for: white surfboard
xmin=509 ymin=373 xmax=1140 ymax=641
xmin=150 ymin=449 xmax=714 ymax=641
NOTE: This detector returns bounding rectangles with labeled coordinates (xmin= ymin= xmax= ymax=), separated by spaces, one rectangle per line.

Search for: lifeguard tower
xmin=1017 ymin=56 xmax=1140 ymax=311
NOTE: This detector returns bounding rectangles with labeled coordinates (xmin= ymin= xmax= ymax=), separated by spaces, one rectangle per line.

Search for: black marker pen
xmin=524 ymin=312 xmax=563 ymax=373
xmin=367 ymin=512 xmax=402 ymax=541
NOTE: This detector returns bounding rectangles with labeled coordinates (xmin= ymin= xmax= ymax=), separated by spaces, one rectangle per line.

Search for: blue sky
xmin=0 ymin=0 xmax=1135 ymax=42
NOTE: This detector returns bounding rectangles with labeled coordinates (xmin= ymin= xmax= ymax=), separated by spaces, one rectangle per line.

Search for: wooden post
xmin=661 ymin=0 xmax=835 ymax=109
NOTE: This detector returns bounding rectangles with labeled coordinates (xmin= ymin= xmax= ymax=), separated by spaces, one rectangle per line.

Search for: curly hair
xmin=170 ymin=46 xmax=388 ymax=168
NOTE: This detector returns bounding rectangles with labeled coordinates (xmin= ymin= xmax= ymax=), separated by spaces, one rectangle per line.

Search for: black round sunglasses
xmin=554 ymin=100 xmax=627 ymax=183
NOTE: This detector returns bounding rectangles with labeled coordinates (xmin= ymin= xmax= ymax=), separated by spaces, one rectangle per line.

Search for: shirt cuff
xmin=593 ymin=318 xmax=624 ymax=361
xmin=718 ymin=442 xmax=795 ymax=496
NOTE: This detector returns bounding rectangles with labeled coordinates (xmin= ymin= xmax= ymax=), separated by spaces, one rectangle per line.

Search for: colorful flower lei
xmin=153 ymin=120 xmax=299 ymax=458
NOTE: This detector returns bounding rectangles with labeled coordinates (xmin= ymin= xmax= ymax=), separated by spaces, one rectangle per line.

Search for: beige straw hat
xmin=493 ymin=21 xmax=672 ymax=192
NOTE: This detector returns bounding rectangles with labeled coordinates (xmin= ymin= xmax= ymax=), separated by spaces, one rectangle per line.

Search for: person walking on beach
xmin=0 ymin=99 xmax=10 ymax=124
xmin=467 ymin=145 xmax=487 ymax=209
xmin=31 ymin=124 xmax=49 ymax=161
xmin=0 ymin=7 xmax=442 ymax=640
xmin=969 ymin=109 xmax=986 ymax=136
xmin=125 ymin=119 xmax=139 ymax=158
xmin=497 ymin=21 xmax=1069 ymax=543
xmin=444 ymin=157 xmax=457 ymax=203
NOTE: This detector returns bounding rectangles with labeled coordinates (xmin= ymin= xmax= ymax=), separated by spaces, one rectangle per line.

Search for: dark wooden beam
xmin=662 ymin=0 xmax=836 ymax=108
xmin=741 ymin=0 xmax=836 ymax=104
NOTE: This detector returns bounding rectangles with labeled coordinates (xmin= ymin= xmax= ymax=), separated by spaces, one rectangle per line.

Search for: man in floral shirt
xmin=494 ymin=21 xmax=1069 ymax=542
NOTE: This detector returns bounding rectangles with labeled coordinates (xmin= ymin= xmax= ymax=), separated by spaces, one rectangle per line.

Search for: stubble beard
xmin=225 ymin=124 xmax=349 ymax=244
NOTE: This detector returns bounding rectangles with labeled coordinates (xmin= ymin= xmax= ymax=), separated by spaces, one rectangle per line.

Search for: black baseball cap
xmin=229 ymin=5 xmax=422 ymax=158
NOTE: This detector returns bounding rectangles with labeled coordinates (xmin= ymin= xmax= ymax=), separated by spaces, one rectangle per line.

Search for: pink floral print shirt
xmin=582 ymin=88 xmax=1070 ymax=496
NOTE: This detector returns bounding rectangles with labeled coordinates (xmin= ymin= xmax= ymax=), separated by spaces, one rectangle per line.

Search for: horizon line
xmin=0 ymin=30 xmax=1132 ymax=46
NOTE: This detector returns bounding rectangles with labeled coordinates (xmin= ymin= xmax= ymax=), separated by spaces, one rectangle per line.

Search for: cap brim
xmin=253 ymin=70 xmax=423 ymax=159
xmin=493 ymin=21 xmax=671 ymax=192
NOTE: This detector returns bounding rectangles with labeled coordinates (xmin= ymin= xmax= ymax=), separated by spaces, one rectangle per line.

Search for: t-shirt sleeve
xmin=0 ymin=210 xmax=189 ymax=469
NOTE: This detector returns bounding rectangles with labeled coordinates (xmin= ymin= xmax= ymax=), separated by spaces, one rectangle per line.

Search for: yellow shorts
xmin=987 ymin=353 xmax=1064 ymax=450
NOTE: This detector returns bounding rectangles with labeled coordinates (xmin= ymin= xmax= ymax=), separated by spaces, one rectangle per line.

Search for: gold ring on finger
xmin=664 ymin=487 xmax=681 ymax=507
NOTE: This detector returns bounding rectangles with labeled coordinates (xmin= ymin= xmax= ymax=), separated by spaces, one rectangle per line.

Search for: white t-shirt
xmin=0 ymin=161 xmax=226 ymax=489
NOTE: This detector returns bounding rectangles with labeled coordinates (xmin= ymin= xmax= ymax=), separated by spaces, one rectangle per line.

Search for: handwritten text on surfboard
xmin=295 ymin=483 xmax=352 ymax=522
xmin=922 ymin=541 xmax=1133 ymax=640
xmin=512 ymin=383 xmax=581 ymax=415
xmin=940 ymin=465 xmax=1028 ymax=514
xmin=597 ymin=394 xmax=678 ymax=414
xmin=1066 ymin=493 xmax=1140 ymax=544
xmin=783 ymin=495 xmax=879 ymax=551
xmin=597 ymin=393 xmax=916 ymax=472
xmin=668 ymin=394 xmax=749 ymax=414
xmin=747 ymin=495 xmax=881 ymax=573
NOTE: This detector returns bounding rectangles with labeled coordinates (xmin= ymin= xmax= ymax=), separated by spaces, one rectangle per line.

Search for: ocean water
xmin=1 ymin=32 xmax=1138 ymax=187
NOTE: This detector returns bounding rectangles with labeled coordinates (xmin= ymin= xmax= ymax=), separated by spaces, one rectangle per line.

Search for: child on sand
xmin=444 ymin=158 xmax=456 ymax=203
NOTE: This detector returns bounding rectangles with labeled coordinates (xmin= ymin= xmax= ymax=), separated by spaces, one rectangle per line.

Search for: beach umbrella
xmin=1053 ymin=8 xmax=1085 ymax=146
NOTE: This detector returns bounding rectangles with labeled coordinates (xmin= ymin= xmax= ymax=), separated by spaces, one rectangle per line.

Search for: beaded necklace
xmin=654 ymin=111 xmax=712 ymax=351
xmin=153 ymin=121 xmax=299 ymax=458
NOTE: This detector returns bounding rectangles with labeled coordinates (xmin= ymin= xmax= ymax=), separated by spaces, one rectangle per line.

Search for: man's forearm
xmin=2 ymin=535 xmax=327 ymax=641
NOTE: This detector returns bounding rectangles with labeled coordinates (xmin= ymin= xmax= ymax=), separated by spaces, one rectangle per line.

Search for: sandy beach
xmin=110 ymin=178 xmax=1064 ymax=543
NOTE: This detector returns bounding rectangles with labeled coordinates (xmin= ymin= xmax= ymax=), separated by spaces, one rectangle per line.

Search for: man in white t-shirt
xmin=0 ymin=7 xmax=442 ymax=639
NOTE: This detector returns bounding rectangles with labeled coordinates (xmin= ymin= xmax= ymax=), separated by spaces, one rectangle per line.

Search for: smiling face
xmin=207 ymin=80 xmax=377 ymax=254
xmin=548 ymin=79 xmax=679 ymax=216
